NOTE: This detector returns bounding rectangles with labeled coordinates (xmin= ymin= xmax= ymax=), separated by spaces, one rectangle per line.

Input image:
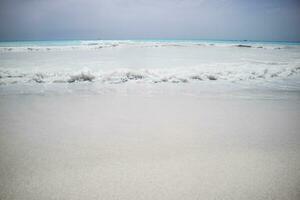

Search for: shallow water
xmin=0 ymin=40 xmax=300 ymax=93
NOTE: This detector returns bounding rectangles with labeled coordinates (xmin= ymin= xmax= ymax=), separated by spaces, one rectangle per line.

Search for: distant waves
xmin=0 ymin=42 xmax=299 ymax=53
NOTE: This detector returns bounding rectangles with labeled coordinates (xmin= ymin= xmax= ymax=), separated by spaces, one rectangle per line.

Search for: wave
xmin=234 ymin=45 xmax=252 ymax=48
xmin=68 ymin=72 xmax=96 ymax=83
xmin=1 ymin=41 xmax=299 ymax=53
xmin=1 ymin=66 xmax=299 ymax=85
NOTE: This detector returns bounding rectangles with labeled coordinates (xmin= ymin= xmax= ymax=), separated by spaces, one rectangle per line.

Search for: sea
xmin=0 ymin=39 xmax=300 ymax=97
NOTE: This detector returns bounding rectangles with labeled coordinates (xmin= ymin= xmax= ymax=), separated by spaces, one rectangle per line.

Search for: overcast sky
xmin=0 ymin=0 xmax=300 ymax=41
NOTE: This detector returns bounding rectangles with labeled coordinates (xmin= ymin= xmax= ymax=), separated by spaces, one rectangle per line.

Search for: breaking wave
xmin=1 ymin=65 xmax=300 ymax=85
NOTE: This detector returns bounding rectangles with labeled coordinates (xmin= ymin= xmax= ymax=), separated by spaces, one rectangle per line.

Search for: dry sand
xmin=0 ymin=91 xmax=300 ymax=200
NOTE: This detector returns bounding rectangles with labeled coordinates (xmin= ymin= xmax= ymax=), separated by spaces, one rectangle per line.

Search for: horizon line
xmin=1 ymin=38 xmax=300 ymax=43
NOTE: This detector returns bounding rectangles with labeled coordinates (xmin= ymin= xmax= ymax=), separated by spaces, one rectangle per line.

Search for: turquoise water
xmin=0 ymin=39 xmax=300 ymax=47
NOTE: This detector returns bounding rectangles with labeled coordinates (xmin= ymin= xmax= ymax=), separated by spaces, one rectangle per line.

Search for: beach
xmin=0 ymin=40 xmax=300 ymax=199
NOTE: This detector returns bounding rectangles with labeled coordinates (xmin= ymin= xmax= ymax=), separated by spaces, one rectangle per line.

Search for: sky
xmin=0 ymin=0 xmax=300 ymax=41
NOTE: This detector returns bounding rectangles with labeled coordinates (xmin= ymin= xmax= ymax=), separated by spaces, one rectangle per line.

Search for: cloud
xmin=0 ymin=0 xmax=299 ymax=41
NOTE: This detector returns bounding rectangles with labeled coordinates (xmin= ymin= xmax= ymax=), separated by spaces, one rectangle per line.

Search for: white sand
xmin=0 ymin=90 xmax=300 ymax=200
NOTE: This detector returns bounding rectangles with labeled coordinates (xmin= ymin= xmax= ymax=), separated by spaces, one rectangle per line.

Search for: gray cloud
xmin=0 ymin=0 xmax=299 ymax=41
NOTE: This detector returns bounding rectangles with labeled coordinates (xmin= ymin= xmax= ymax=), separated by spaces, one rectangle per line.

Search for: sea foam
xmin=1 ymin=65 xmax=299 ymax=85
